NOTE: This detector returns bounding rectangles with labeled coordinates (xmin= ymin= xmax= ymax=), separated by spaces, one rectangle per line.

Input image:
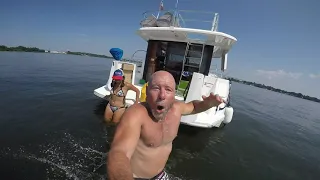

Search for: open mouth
xmin=156 ymin=105 xmax=164 ymax=111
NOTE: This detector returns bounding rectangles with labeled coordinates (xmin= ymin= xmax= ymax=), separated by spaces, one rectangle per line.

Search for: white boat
xmin=94 ymin=2 xmax=237 ymax=128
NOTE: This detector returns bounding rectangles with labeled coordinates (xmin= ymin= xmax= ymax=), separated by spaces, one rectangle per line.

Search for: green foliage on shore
xmin=0 ymin=45 xmax=114 ymax=59
xmin=66 ymin=51 xmax=112 ymax=59
xmin=0 ymin=45 xmax=45 ymax=52
xmin=2 ymin=45 xmax=318 ymax=103
xmin=227 ymin=77 xmax=320 ymax=103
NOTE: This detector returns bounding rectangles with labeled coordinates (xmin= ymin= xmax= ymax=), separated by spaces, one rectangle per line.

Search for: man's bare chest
xmin=141 ymin=114 xmax=180 ymax=148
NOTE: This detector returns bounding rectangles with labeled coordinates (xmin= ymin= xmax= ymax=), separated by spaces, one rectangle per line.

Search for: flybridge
xmin=140 ymin=9 xmax=220 ymax=32
xmin=140 ymin=0 xmax=220 ymax=31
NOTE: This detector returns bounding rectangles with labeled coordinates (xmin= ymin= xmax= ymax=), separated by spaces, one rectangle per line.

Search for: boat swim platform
xmin=94 ymin=84 xmax=184 ymax=106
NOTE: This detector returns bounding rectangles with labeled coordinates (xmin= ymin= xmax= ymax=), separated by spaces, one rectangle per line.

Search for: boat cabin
xmin=142 ymin=40 xmax=213 ymax=87
xmin=137 ymin=10 xmax=237 ymax=99
xmin=93 ymin=7 xmax=237 ymax=128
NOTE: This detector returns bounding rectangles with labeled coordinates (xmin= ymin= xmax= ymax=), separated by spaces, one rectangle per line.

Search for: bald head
xmin=149 ymin=71 xmax=176 ymax=89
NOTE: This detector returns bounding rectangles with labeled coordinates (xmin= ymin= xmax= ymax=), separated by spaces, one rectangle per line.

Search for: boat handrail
xmin=210 ymin=64 xmax=224 ymax=78
xmin=126 ymin=49 xmax=146 ymax=68
xmin=140 ymin=9 xmax=219 ymax=31
xmin=130 ymin=50 xmax=147 ymax=60
xmin=122 ymin=59 xmax=143 ymax=64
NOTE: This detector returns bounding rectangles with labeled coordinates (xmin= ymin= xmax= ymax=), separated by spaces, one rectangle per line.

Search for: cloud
xmin=255 ymin=69 xmax=303 ymax=80
xmin=309 ymin=73 xmax=320 ymax=79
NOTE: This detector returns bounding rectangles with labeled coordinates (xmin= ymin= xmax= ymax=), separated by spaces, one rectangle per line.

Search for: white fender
xmin=223 ymin=106 xmax=234 ymax=124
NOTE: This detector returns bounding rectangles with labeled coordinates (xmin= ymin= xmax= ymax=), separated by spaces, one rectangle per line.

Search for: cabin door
xmin=164 ymin=42 xmax=187 ymax=86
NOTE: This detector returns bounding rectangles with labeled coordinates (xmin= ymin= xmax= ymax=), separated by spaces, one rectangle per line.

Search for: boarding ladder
xmin=177 ymin=42 xmax=205 ymax=99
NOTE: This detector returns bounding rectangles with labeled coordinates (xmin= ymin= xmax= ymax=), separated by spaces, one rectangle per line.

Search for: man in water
xmin=107 ymin=71 xmax=225 ymax=180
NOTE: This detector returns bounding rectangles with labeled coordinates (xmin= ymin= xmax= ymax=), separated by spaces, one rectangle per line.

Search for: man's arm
xmin=107 ymin=104 xmax=142 ymax=180
xmin=176 ymin=93 xmax=224 ymax=116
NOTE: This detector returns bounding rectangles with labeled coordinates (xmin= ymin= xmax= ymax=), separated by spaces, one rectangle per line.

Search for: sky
xmin=0 ymin=0 xmax=319 ymax=98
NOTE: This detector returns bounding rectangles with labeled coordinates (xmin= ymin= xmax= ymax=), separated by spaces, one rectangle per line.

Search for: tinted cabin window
xmin=200 ymin=45 xmax=214 ymax=75
xmin=164 ymin=42 xmax=187 ymax=84
xmin=142 ymin=40 xmax=213 ymax=86
xmin=142 ymin=40 xmax=187 ymax=85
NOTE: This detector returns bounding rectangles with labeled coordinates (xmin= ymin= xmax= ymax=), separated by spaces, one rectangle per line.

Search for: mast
xmin=156 ymin=0 xmax=164 ymax=19
xmin=173 ymin=0 xmax=179 ymax=27
xmin=211 ymin=13 xmax=219 ymax=31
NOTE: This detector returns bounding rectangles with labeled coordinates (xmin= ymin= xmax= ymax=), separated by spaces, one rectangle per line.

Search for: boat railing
xmin=122 ymin=59 xmax=143 ymax=65
xmin=128 ymin=49 xmax=147 ymax=80
xmin=209 ymin=64 xmax=224 ymax=78
xmin=140 ymin=9 xmax=219 ymax=31
xmin=127 ymin=49 xmax=146 ymax=65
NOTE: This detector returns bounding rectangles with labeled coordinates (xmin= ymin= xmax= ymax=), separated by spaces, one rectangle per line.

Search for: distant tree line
xmin=227 ymin=77 xmax=320 ymax=103
xmin=0 ymin=45 xmax=45 ymax=52
xmin=1 ymin=44 xmax=318 ymax=103
xmin=66 ymin=51 xmax=113 ymax=59
xmin=0 ymin=45 xmax=116 ymax=59
xmin=0 ymin=45 xmax=139 ymax=61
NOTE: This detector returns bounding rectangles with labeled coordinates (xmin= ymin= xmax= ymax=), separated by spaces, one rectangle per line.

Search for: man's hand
xmin=201 ymin=93 xmax=225 ymax=108
xmin=177 ymin=92 xmax=225 ymax=116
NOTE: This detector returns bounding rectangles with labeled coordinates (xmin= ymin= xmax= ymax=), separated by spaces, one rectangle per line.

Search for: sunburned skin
xmin=130 ymin=103 xmax=181 ymax=178
xmin=107 ymin=71 xmax=225 ymax=180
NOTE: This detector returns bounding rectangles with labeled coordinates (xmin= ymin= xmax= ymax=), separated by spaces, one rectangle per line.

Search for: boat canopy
xmin=137 ymin=9 xmax=237 ymax=58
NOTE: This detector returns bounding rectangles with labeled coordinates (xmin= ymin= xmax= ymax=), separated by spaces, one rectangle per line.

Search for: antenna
xmin=211 ymin=13 xmax=219 ymax=31
xmin=156 ymin=0 xmax=165 ymax=19
xmin=175 ymin=0 xmax=179 ymax=9
xmin=173 ymin=0 xmax=179 ymax=26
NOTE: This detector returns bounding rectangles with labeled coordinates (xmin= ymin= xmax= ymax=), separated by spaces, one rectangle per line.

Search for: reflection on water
xmin=2 ymin=132 xmax=107 ymax=180
xmin=1 ymin=130 xmax=186 ymax=180
xmin=1 ymin=52 xmax=320 ymax=180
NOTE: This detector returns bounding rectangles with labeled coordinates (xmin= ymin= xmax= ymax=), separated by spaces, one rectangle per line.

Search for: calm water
xmin=0 ymin=52 xmax=319 ymax=180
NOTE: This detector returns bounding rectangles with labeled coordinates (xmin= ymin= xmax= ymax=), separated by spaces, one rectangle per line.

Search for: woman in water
xmin=104 ymin=69 xmax=140 ymax=123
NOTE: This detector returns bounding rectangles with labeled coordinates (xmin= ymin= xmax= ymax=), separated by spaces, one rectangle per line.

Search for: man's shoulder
xmin=117 ymin=103 xmax=148 ymax=127
xmin=124 ymin=102 xmax=148 ymax=118
xmin=127 ymin=102 xmax=148 ymax=110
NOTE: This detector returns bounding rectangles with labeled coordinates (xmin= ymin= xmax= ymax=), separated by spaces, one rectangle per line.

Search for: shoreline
xmin=227 ymin=77 xmax=320 ymax=103
xmin=1 ymin=45 xmax=318 ymax=103
xmin=0 ymin=45 xmax=142 ymax=64
xmin=0 ymin=45 xmax=113 ymax=59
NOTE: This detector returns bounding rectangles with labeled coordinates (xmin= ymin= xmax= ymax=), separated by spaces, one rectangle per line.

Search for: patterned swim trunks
xmin=134 ymin=170 xmax=180 ymax=180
